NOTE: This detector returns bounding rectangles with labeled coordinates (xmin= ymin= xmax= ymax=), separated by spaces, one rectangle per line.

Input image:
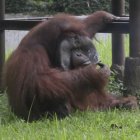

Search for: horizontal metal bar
xmin=100 ymin=22 xmax=129 ymax=33
xmin=0 ymin=20 xmax=42 ymax=30
xmin=5 ymin=16 xmax=53 ymax=21
xmin=0 ymin=18 xmax=129 ymax=33
xmin=6 ymin=16 xmax=129 ymax=21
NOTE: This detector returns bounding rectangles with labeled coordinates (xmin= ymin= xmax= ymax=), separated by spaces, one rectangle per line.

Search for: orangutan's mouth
xmin=82 ymin=60 xmax=91 ymax=66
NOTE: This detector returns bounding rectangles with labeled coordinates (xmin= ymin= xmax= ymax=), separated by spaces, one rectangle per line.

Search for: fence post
xmin=124 ymin=0 xmax=140 ymax=98
xmin=111 ymin=0 xmax=125 ymax=80
xmin=0 ymin=0 xmax=5 ymax=90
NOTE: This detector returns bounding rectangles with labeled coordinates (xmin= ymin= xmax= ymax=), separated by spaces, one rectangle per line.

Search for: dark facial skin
xmin=58 ymin=34 xmax=99 ymax=70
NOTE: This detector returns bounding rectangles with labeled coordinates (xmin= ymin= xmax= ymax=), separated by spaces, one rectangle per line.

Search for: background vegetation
xmin=5 ymin=0 xmax=129 ymax=15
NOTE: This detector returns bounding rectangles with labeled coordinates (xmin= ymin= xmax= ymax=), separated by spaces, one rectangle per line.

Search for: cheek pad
xmin=59 ymin=40 xmax=72 ymax=70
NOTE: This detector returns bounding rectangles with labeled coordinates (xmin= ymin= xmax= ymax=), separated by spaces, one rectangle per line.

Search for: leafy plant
xmin=6 ymin=0 xmax=112 ymax=14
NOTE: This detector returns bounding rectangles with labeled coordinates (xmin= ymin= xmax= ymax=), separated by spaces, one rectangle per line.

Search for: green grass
xmin=0 ymin=34 xmax=140 ymax=140
xmin=94 ymin=34 xmax=130 ymax=66
xmin=0 ymin=104 xmax=140 ymax=140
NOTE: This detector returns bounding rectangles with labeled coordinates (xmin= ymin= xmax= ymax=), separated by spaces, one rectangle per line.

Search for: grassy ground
xmin=0 ymin=34 xmax=140 ymax=140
